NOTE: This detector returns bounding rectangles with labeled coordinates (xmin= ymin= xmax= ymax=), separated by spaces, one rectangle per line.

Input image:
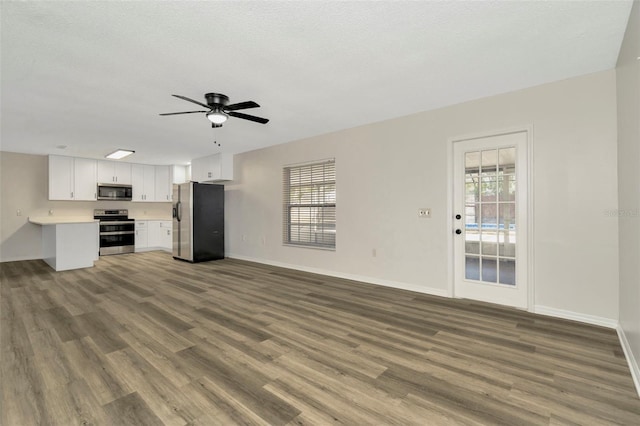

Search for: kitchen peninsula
xmin=28 ymin=216 xmax=99 ymax=271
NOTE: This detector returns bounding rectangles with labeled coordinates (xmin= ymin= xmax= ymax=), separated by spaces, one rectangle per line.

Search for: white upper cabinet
xmin=172 ymin=165 xmax=188 ymax=184
xmin=154 ymin=165 xmax=172 ymax=202
xmin=49 ymin=155 xmax=74 ymax=200
xmin=97 ymin=160 xmax=132 ymax=184
xmin=191 ymin=153 xmax=233 ymax=182
xmin=73 ymin=158 xmax=98 ymax=200
xmin=49 ymin=155 xmax=182 ymax=203
xmin=49 ymin=155 xmax=97 ymax=201
xmin=131 ymin=164 xmax=156 ymax=202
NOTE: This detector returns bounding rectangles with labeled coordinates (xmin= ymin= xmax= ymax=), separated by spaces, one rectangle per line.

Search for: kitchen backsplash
xmin=34 ymin=200 xmax=173 ymax=220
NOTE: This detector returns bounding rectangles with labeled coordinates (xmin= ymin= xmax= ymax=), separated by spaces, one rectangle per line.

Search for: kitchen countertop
xmin=29 ymin=217 xmax=99 ymax=225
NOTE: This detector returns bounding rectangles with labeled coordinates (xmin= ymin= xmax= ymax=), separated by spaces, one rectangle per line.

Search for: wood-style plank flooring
xmin=2 ymin=251 xmax=639 ymax=425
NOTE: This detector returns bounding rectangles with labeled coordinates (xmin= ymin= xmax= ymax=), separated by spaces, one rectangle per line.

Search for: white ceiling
xmin=1 ymin=1 xmax=633 ymax=165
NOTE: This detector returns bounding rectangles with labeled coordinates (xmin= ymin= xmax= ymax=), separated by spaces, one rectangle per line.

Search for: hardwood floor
xmin=2 ymin=251 xmax=639 ymax=425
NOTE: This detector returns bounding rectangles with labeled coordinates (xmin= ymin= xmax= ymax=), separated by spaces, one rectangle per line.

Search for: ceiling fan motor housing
xmin=205 ymin=93 xmax=229 ymax=107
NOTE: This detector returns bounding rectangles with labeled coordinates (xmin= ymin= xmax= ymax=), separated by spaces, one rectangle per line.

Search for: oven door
xmin=99 ymin=221 xmax=135 ymax=255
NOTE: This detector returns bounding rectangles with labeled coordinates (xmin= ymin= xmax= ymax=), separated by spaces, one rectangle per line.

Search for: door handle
xmin=455 ymin=229 xmax=462 ymax=235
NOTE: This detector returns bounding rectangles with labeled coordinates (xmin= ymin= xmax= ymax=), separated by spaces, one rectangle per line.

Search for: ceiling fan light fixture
xmin=206 ymin=111 xmax=228 ymax=124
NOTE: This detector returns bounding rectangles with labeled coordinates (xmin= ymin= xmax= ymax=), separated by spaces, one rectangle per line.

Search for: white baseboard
xmin=617 ymin=325 xmax=640 ymax=398
xmin=226 ymin=253 xmax=449 ymax=298
xmin=0 ymin=254 xmax=42 ymax=263
xmin=534 ymin=305 xmax=618 ymax=329
xmin=135 ymin=247 xmax=171 ymax=253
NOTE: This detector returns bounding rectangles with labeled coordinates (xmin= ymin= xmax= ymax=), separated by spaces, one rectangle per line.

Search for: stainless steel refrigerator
xmin=172 ymin=182 xmax=224 ymax=262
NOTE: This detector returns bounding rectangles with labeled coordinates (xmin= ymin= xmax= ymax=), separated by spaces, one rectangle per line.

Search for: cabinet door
xmin=97 ymin=161 xmax=115 ymax=183
xmin=190 ymin=156 xmax=205 ymax=182
xmin=135 ymin=221 xmax=148 ymax=250
xmin=49 ymin=155 xmax=74 ymax=200
xmin=98 ymin=161 xmax=132 ymax=184
xmin=131 ymin=165 xmax=145 ymax=201
xmin=154 ymin=166 xmax=171 ymax=202
xmin=132 ymin=164 xmax=155 ymax=202
xmin=115 ymin=163 xmax=132 ymax=184
xmin=143 ymin=165 xmax=156 ymax=202
xmin=159 ymin=221 xmax=172 ymax=249
xmin=191 ymin=153 xmax=233 ymax=182
xmin=202 ymin=155 xmax=221 ymax=181
xmin=172 ymin=165 xmax=187 ymax=184
xmin=147 ymin=221 xmax=161 ymax=247
xmin=74 ymin=158 xmax=97 ymax=200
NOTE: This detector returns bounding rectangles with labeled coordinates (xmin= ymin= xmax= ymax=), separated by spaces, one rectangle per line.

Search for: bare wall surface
xmin=616 ymin=0 xmax=640 ymax=390
xmin=227 ymin=70 xmax=620 ymax=322
xmin=0 ymin=152 xmax=172 ymax=262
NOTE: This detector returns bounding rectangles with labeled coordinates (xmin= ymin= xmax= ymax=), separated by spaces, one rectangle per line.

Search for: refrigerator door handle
xmin=176 ymin=201 xmax=182 ymax=222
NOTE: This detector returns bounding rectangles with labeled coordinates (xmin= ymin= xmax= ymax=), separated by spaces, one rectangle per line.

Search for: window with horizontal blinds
xmin=283 ymin=159 xmax=336 ymax=249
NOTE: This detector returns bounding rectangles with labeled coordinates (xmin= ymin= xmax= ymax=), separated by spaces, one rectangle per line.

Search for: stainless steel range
xmin=94 ymin=209 xmax=135 ymax=255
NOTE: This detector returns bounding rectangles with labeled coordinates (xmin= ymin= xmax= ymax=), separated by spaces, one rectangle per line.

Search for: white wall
xmin=227 ymin=70 xmax=620 ymax=322
xmin=616 ymin=0 xmax=640 ymax=393
xmin=0 ymin=152 xmax=172 ymax=262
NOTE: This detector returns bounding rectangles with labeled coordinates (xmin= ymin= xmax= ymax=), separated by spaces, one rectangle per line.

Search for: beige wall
xmin=0 ymin=71 xmax=622 ymax=325
xmin=227 ymin=70 xmax=620 ymax=322
xmin=616 ymin=0 xmax=640 ymax=392
xmin=0 ymin=152 xmax=172 ymax=261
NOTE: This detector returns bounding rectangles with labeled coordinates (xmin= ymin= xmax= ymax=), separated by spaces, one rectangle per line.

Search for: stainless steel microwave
xmin=97 ymin=183 xmax=133 ymax=201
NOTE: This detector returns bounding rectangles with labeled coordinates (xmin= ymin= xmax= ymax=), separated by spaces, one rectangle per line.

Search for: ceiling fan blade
xmin=159 ymin=111 xmax=207 ymax=116
xmin=224 ymin=101 xmax=259 ymax=111
xmin=171 ymin=94 xmax=211 ymax=110
xmin=228 ymin=111 xmax=269 ymax=124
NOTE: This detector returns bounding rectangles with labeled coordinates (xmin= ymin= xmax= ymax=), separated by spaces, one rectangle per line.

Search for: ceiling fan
xmin=160 ymin=93 xmax=269 ymax=128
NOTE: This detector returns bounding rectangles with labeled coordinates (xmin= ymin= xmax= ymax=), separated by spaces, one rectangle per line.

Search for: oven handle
xmin=99 ymin=221 xmax=135 ymax=225
xmin=100 ymin=231 xmax=135 ymax=236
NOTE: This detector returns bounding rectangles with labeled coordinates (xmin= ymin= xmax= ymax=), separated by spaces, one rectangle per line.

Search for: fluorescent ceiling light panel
xmin=105 ymin=149 xmax=135 ymax=159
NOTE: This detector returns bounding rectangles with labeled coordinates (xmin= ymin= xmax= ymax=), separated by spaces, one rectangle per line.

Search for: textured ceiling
xmin=0 ymin=1 xmax=633 ymax=165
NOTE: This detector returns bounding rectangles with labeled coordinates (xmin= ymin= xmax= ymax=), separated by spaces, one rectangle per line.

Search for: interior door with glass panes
xmin=453 ymin=131 xmax=528 ymax=309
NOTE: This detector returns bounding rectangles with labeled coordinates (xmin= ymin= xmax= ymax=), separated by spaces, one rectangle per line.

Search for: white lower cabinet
xmin=147 ymin=221 xmax=161 ymax=248
xmin=135 ymin=221 xmax=148 ymax=251
xmin=159 ymin=221 xmax=172 ymax=249
xmin=135 ymin=220 xmax=171 ymax=252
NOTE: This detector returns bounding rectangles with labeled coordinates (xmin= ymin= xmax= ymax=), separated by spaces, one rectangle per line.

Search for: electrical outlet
xmin=16 ymin=209 xmax=22 ymax=216
xmin=418 ymin=208 xmax=431 ymax=218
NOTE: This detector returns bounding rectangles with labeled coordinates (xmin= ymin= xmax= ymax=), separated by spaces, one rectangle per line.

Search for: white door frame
xmin=446 ymin=126 xmax=535 ymax=312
